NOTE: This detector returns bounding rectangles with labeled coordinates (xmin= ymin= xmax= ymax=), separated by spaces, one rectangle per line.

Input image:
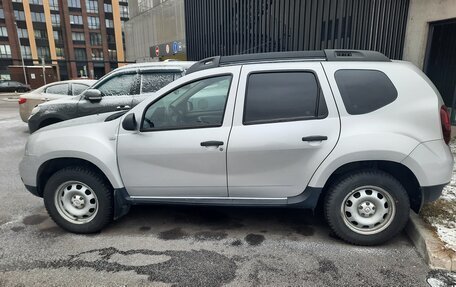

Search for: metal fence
xmin=184 ymin=0 xmax=409 ymax=60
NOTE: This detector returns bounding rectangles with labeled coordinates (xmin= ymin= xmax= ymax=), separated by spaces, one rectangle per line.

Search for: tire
xmin=324 ymin=169 xmax=410 ymax=246
xmin=43 ymin=166 xmax=113 ymax=233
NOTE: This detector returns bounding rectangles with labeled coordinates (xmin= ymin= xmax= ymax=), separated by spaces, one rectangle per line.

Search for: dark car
xmin=27 ymin=61 xmax=195 ymax=133
xmin=0 ymin=80 xmax=31 ymax=93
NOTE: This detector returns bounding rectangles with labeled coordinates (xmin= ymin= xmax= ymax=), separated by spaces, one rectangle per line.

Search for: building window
xmin=49 ymin=0 xmax=59 ymax=10
xmin=119 ymin=0 xmax=127 ymax=3
xmin=87 ymin=16 xmax=100 ymax=29
xmin=72 ymin=32 xmax=85 ymax=42
xmin=34 ymin=29 xmax=47 ymax=39
xmin=105 ymin=19 xmax=114 ymax=28
xmin=56 ymin=47 xmax=64 ymax=58
xmin=37 ymin=46 xmax=50 ymax=59
xmin=0 ymin=27 xmax=7 ymax=37
xmin=69 ymin=15 xmax=83 ymax=25
xmin=90 ymin=32 xmax=102 ymax=46
xmin=75 ymin=48 xmax=87 ymax=60
xmin=104 ymin=3 xmax=112 ymax=13
xmin=86 ymin=0 xmax=98 ymax=13
xmin=67 ymin=0 xmax=81 ymax=8
xmin=29 ymin=0 xmax=43 ymax=4
xmin=107 ymin=33 xmax=115 ymax=44
xmin=14 ymin=10 xmax=26 ymax=21
xmin=0 ymin=74 xmax=11 ymax=80
xmin=51 ymin=14 xmax=60 ymax=26
xmin=120 ymin=5 xmax=128 ymax=18
xmin=91 ymin=48 xmax=103 ymax=60
xmin=0 ymin=9 xmax=4 ymax=19
xmin=12 ymin=0 xmax=23 ymax=2
xmin=20 ymin=46 xmax=32 ymax=59
xmin=0 ymin=45 xmax=12 ymax=58
xmin=108 ymin=49 xmax=117 ymax=61
xmin=17 ymin=28 xmax=28 ymax=38
xmin=31 ymin=12 xmax=46 ymax=22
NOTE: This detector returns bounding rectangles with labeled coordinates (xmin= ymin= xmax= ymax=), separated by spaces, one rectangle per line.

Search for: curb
xmin=405 ymin=211 xmax=456 ymax=271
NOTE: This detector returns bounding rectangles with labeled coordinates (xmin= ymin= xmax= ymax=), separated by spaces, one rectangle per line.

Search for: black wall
xmin=184 ymin=0 xmax=409 ymax=60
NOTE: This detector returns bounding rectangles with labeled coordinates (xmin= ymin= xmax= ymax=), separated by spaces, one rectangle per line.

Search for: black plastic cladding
xmin=185 ymin=50 xmax=391 ymax=75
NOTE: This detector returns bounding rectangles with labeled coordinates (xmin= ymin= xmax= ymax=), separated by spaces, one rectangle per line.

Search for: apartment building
xmin=0 ymin=0 xmax=129 ymax=82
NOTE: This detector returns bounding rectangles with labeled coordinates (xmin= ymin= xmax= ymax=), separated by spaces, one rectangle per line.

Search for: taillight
xmin=18 ymin=98 xmax=26 ymax=105
xmin=440 ymin=105 xmax=451 ymax=145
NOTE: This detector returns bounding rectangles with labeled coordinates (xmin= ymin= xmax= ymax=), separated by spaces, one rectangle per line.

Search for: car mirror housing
xmin=122 ymin=113 xmax=137 ymax=131
xmin=84 ymin=89 xmax=102 ymax=102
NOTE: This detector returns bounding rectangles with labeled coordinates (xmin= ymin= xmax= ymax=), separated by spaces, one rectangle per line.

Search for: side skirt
xmin=112 ymin=187 xmax=322 ymax=220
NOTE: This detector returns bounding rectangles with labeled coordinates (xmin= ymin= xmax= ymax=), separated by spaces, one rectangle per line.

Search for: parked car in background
xmin=27 ymin=61 xmax=195 ymax=133
xmin=18 ymin=79 xmax=96 ymax=123
xmin=19 ymin=50 xmax=453 ymax=245
xmin=0 ymin=80 xmax=31 ymax=93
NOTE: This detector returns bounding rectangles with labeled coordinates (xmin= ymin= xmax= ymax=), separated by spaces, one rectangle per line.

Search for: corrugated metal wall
xmin=184 ymin=0 xmax=409 ymax=60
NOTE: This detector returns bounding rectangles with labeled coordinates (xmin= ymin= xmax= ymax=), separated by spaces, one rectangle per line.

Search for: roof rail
xmin=186 ymin=49 xmax=390 ymax=74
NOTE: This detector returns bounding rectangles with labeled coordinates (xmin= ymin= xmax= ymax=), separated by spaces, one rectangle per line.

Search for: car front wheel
xmin=43 ymin=166 xmax=113 ymax=233
xmin=324 ymin=169 xmax=410 ymax=245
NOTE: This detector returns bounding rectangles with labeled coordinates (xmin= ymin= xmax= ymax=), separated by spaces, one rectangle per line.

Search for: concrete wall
xmin=124 ymin=0 xmax=185 ymax=62
xmin=403 ymin=0 xmax=456 ymax=69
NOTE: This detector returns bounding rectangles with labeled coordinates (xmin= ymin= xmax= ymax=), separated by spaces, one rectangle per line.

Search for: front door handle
xmin=302 ymin=136 xmax=328 ymax=142
xmin=116 ymin=105 xmax=131 ymax=110
xmin=201 ymin=141 xmax=224 ymax=147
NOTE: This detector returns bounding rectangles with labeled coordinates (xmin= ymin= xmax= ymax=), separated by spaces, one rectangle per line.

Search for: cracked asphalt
xmin=0 ymin=99 xmax=454 ymax=286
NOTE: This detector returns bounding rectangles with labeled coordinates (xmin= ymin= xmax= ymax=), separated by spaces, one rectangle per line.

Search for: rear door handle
xmin=200 ymin=141 xmax=224 ymax=147
xmin=116 ymin=105 xmax=131 ymax=110
xmin=302 ymin=136 xmax=328 ymax=142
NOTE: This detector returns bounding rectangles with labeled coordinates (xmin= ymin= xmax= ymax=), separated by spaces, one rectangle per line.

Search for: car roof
xmin=113 ymin=61 xmax=196 ymax=72
xmin=186 ymin=50 xmax=390 ymax=74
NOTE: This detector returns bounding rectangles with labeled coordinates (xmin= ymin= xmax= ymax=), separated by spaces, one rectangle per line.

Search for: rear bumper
xmin=421 ymin=183 xmax=447 ymax=203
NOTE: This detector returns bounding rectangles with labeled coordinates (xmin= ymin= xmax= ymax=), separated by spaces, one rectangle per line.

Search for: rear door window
xmin=141 ymin=73 xmax=177 ymax=94
xmin=243 ymin=72 xmax=326 ymax=125
xmin=334 ymin=69 xmax=397 ymax=115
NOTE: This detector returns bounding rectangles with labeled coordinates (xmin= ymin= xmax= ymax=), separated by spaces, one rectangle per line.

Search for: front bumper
xmin=19 ymin=154 xmax=40 ymax=197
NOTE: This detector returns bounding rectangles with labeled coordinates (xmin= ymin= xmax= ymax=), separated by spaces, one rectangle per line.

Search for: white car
xmin=19 ymin=50 xmax=453 ymax=245
xmin=18 ymin=79 xmax=96 ymax=122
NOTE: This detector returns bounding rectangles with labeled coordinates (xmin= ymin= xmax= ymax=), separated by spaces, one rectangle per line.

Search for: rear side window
xmin=243 ymin=72 xmax=326 ymax=125
xmin=335 ymin=69 xmax=397 ymax=115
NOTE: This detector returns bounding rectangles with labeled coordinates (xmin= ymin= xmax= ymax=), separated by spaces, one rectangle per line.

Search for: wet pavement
xmin=0 ymin=100 xmax=454 ymax=286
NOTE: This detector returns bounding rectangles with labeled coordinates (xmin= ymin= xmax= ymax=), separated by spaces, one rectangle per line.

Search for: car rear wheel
xmin=324 ymin=169 xmax=410 ymax=245
xmin=43 ymin=166 xmax=113 ymax=233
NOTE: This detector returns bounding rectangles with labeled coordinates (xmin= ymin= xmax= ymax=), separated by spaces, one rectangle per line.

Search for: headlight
xmin=31 ymin=106 xmax=40 ymax=116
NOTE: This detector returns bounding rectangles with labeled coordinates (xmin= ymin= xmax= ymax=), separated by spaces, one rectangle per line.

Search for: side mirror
xmin=122 ymin=113 xmax=137 ymax=131
xmin=84 ymin=89 xmax=102 ymax=102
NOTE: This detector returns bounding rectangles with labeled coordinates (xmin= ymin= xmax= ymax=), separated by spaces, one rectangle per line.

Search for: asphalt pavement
xmin=0 ymin=99 xmax=452 ymax=287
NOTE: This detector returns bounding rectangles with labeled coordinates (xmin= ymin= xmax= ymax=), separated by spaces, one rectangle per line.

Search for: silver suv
xmin=19 ymin=50 xmax=453 ymax=245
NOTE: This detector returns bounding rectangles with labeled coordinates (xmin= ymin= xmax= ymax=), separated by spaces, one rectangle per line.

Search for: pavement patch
xmin=0 ymin=247 xmax=238 ymax=287
xmin=22 ymin=214 xmax=48 ymax=225
xmin=231 ymin=239 xmax=243 ymax=246
xmin=10 ymin=226 xmax=24 ymax=232
xmin=158 ymin=227 xmax=188 ymax=240
xmin=293 ymin=225 xmax=315 ymax=236
xmin=193 ymin=231 xmax=227 ymax=241
xmin=245 ymin=234 xmax=265 ymax=246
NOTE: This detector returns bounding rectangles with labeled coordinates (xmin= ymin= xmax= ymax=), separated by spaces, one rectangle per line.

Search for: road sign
xmin=172 ymin=42 xmax=178 ymax=54
xmin=155 ymin=46 xmax=159 ymax=57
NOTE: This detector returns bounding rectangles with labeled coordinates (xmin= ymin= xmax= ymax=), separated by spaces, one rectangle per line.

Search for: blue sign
xmin=172 ymin=42 xmax=179 ymax=54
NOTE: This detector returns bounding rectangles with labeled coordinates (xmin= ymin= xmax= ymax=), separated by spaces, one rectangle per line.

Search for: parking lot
xmin=0 ymin=99 xmax=448 ymax=286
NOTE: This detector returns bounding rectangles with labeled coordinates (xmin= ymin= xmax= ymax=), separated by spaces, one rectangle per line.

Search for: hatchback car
xmin=27 ymin=61 xmax=195 ymax=133
xmin=18 ymin=79 xmax=96 ymax=122
xmin=0 ymin=80 xmax=31 ymax=93
xmin=19 ymin=50 xmax=453 ymax=245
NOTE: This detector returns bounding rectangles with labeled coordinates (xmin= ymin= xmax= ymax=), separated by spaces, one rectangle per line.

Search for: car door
xmin=77 ymin=71 xmax=138 ymax=116
xmin=227 ymin=62 xmax=340 ymax=198
xmin=117 ymin=66 xmax=240 ymax=197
